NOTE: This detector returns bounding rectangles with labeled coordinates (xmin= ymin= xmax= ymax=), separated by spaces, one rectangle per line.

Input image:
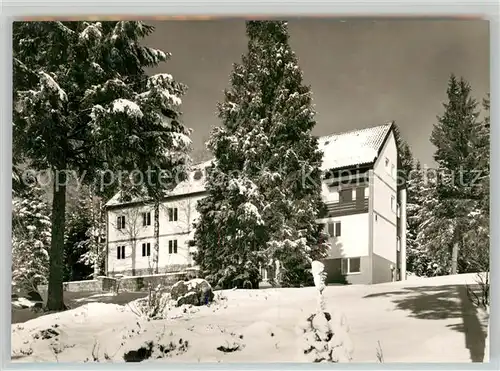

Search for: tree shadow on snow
xmin=363 ymin=284 xmax=486 ymax=362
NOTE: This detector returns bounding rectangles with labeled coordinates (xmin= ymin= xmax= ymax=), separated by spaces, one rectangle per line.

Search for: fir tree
xmin=11 ymin=177 xmax=51 ymax=293
xmin=63 ymin=192 xmax=93 ymax=281
xmin=63 ymin=186 xmax=106 ymax=281
xmin=13 ymin=21 xmax=191 ymax=310
xmin=460 ymin=94 xmax=490 ymax=273
xmin=405 ymin=161 xmax=437 ymax=276
xmin=193 ymin=21 xmax=327 ymax=289
xmin=429 ymin=74 xmax=481 ymax=274
xmin=415 ymin=168 xmax=452 ymax=276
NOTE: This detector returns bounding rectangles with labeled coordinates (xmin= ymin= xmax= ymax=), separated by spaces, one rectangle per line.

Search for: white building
xmin=104 ymin=122 xmax=407 ymax=284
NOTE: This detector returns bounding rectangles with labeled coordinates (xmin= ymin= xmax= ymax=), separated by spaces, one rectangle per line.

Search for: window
xmin=168 ymin=207 xmax=178 ymax=222
xmin=391 ymin=195 xmax=396 ymax=212
xmin=397 ymin=236 xmax=401 ymax=252
xmin=117 ymin=245 xmax=125 ymax=260
xmin=116 ymin=216 xmax=126 ymax=230
xmin=142 ymin=212 xmax=151 ymax=227
xmin=364 ymin=186 xmax=369 ymax=199
xmin=385 ymin=157 xmax=390 ymax=168
xmin=352 ymin=188 xmax=357 ymax=201
xmin=142 ymin=242 xmax=151 ymax=257
xmin=341 ymin=257 xmax=361 ymax=275
xmin=168 ymin=240 xmax=178 ymax=254
xmin=327 ymin=221 xmax=341 ymax=237
xmin=397 ymin=203 xmax=401 ymax=218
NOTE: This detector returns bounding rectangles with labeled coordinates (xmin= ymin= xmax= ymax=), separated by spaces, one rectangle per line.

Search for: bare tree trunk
xmin=450 ymin=241 xmax=459 ymax=275
xmin=46 ymin=169 xmax=67 ymax=311
xmin=154 ymin=200 xmax=160 ymax=274
xmin=89 ymin=187 xmax=101 ymax=279
xmin=132 ymin=238 xmax=136 ymax=276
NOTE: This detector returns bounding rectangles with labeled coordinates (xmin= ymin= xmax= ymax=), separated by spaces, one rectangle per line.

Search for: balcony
xmin=325 ymin=198 xmax=369 ymax=217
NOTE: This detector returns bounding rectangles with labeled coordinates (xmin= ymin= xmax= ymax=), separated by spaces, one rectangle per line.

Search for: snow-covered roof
xmin=105 ymin=123 xmax=393 ymax=208
xmin=105 ymin=160 xmax=212 ymax=208
xmin=318 ymin=123 xmax=392 ymax=171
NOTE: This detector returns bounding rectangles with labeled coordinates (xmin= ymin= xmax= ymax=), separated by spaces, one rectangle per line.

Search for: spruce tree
xmin=460 ymin=94 xmax=490 ymax=273
xmin=13 ymin=21 xmax=191 ymax=310
xmin=415 ymin=168 xmax=453 ymax=276
xmin=193 ymin=21 xmax=327 ymax=289
xmin=429 ymin=74 xmax=481 ymax=274
xmin=405 ymin=161 xmax=435 ymax=275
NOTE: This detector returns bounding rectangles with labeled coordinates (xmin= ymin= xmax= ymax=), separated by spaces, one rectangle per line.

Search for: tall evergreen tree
xmin=415 ymin=168 xmax=453 ymax=276
xmin=13 ymin=21 xmax=191 ymax=310
xmin=405 ymin=160 xmax=423 ymax=274
xmin=63 ymin=191 xmax=93 ymax=281
xmin=63 ymin=186 xmax=106 ymax=281
xmin=193 ymin=20 xmax=327 ymax=289
xmin=460 ymin=94 xmax=490 ymax=273
xmin=429 ymin=74 xmax=481 ymax=274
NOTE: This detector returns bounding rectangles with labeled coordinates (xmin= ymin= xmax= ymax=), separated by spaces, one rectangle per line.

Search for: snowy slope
xmin=11 ymin=273 xmax=489 ymax=363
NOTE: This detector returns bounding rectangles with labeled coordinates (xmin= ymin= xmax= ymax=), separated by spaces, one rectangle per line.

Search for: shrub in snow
xmin=170 ymin=278 xmax=214 ymax=307
xmin=135 ymin=284 xmax=171 ymax=319
xmin=117 ymin=326 xmax=189 ymax=362
xmin=299 ymin=261 xmax=353 ymax=362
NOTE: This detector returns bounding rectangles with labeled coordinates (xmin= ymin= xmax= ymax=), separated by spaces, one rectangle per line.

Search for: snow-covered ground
xmin=11 ymin=273 xmax=489 ymax=363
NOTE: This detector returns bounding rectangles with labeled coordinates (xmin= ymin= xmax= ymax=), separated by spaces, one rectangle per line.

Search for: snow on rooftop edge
xmin=105 ymin=123 xmax=393 ymax=207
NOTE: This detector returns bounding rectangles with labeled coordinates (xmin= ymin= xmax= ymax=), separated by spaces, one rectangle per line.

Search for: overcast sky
xmin=143 ymin=18 xmax=489 ymax=166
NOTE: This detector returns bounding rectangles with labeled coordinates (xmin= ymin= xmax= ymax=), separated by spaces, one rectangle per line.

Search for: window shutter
xmin=174 ymin=208 xmax=178 ymax=221
xmin=169 ymin=240 xmax=172 ymax=254
xmin=335 ymin=222 xmax=341 ymax=237
xmin=328 ymin=222 xmax=334 ymax=237
xmin=117 ymin=246 xmax=120 ymax=259
xmin=174 ymin=240 xmax=178 ymax=253
xmin=117 ymin=216 xmax=121 ymax=229
xmin=341 ymin=259 xmax=347 ymax=275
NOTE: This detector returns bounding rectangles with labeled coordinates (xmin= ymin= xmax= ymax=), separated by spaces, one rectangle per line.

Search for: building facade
xmin=104 ymin=122 xmax=407 ymax=284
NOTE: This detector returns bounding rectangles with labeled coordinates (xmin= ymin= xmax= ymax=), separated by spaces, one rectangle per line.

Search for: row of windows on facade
xmin=116 ymin=208 xmax=178 ymax=230
xmin=328 ymin=186 xmax=368 ymax=203
xmin=116 ymin=240 xmax=178 ymax=259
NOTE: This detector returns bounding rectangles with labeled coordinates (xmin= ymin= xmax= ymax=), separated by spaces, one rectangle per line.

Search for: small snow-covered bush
xmin=466 ymin=272 xmax=489 ymax=309
xmin=133 ymin=284 xmax=171 ymax=319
